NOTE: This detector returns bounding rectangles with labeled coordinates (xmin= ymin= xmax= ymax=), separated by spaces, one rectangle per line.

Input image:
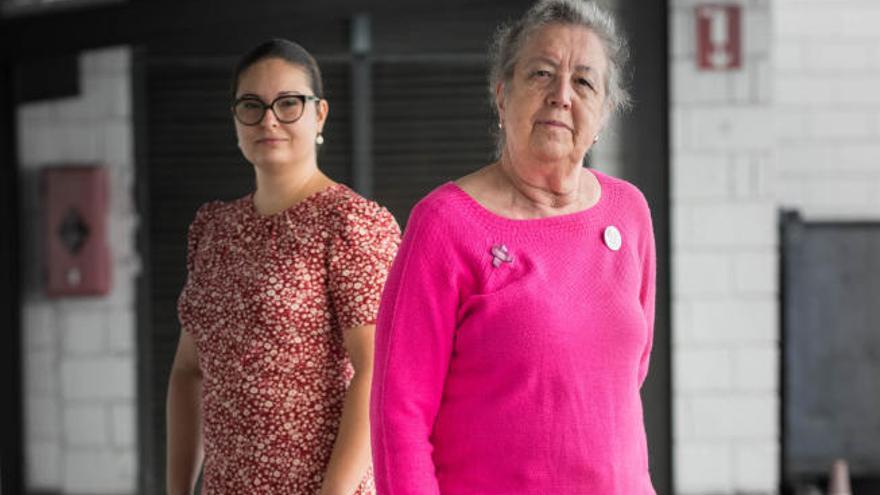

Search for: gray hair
xmin=487 ymin=0 xmax=631 ymax=152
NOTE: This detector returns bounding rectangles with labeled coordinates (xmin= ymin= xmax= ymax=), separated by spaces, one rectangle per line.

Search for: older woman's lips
xmin=537 ymin=120 xmax=572 ymax=131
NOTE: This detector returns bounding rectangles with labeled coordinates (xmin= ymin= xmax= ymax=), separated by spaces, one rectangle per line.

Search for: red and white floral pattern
xmin=178 ymin=184 xmax=399 ymax=494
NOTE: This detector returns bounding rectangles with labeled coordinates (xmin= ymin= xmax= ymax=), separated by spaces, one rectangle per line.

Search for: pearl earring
xmin=498 ymin=121 xmax=503 ymax=129
xmin=593 ymin=134 xmax=600 ymax=143
xmin=316 ymin=134 xmax=324 ymax=145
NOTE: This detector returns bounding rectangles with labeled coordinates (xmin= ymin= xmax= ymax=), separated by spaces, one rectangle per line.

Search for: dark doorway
xmin=781 ymin=212 xmax=880 ymax=494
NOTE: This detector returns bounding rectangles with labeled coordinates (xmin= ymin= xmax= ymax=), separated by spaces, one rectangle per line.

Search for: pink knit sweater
xmin=371 ymin=170 xmax=656 ymax=494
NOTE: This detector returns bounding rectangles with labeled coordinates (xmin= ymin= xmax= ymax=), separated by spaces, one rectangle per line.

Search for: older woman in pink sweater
xmin=370 ymin=1 xmax=656 ymax=493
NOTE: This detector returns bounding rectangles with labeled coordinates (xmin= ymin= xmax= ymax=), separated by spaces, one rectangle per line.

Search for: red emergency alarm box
xmin=43 ymin=166 xmax=111 ymax=296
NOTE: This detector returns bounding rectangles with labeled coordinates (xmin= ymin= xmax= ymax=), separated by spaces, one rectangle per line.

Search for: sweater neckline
xmin=444 ymin=168 xmax=616 ymax=232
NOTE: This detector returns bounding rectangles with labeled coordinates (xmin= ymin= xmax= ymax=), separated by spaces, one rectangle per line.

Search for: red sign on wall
xmin=43 ymin=166 xmax=111 ymax=297
xmin=696 ymin=4 xmax=742 ymax=70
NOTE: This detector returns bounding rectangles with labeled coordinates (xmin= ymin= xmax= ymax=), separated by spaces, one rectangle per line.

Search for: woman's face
xmin=497 ymin=23 xmax=609 ymax=167
xmin=233 ymin=57 xmax=328 ymax=172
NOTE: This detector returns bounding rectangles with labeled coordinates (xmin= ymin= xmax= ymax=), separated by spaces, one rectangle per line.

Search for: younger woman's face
xmin=233 ymin=57 xmax=328 ymax=173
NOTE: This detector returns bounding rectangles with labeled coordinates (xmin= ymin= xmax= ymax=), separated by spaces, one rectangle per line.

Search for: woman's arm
xmin=370 ymin=200 xmax=464 ymax=495
xmin=166 ymin=331 xmax=204 ymax=495
xmin=319 ymin=324 xmax=376 ymax=495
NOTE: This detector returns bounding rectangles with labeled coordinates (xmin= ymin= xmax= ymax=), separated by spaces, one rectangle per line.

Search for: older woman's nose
xmin=546 ymin=77 xmax=573 ymax=109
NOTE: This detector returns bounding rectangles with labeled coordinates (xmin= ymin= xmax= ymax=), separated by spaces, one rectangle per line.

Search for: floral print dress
xmin=178 ymin=184 xmax=400 ymax=494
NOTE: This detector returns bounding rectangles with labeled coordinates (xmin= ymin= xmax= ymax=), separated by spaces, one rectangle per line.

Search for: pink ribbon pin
xmin=491 ymin=244 xmax=514 ymax=267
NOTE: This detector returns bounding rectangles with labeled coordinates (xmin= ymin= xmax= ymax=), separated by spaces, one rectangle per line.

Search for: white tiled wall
xmin=671 ymin=0 xmax=880 ymax=493
xmin=18 ymin=46 xmax=138 ymax=494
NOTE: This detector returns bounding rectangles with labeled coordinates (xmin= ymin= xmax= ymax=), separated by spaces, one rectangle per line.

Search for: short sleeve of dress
xmin=185 ymin=202 xmax=214 ymax=274
xmin=327 ymin=202 xmax=401 ymax=331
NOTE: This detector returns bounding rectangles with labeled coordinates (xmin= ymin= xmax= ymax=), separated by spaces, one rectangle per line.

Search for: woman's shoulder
xmin=189 ymin=198 xmax=241 ymax=229
xmin=409 ymin=182 xmax=473 ymax=226
xmin=592 ymin=169 xmax=651 ymax=217
xmin=321 ymin=184 xmax=400 ymax=235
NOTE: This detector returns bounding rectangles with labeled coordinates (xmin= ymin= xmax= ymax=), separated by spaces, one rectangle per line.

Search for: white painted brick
xmin=674 ymin=396 xmax=694 ymax=440
xmin=830 ymin=144 xmax=880 ymax=172
xmin=674 ymin=152 xmax=729 ymax=200
xmin=64 ymin=448 xmax=135 ymax=494
xmin=58 ymin=123 xmax=102 ymax=162
xmin=774 ymin=107 xmax=811 ymax=142
xmin=53 ymin=95 xmax=97 ymax=125
xmin=25 ymin=397 xmax=60 ymax=441
xmin=17 ymin=121 xmax=64 ymax=165
xmin=687 ymin=202 xmax=776 ymax=247
xmin=672 ymin=60 xmax=731 ymax=104
xmin=734 ymin=440 xmax=779 ymax=492
xmin=111 ymin=402 xmax=136 ymax=447
xmin=751 ymin=56 xmax=773 ymax=104
xmin=733 ymin=250 xmax=777 ymax=294
xmin=810 ymin=110 xmax=873 ymax=139
xmin=82 ymin=74 xmax=131 ymax=119
xmin=671 ymin=201 xmax=692 ymax=249
xmin=728 ymin=63 xmax=752 ymax=105
xmin=733 ymin=346 xmax=778 ymax=392
xmin=839 ymin=7 xmax=880 ymax=39
xmin=82 ymin=46 xmax=130 ymax=77
xmin=731 ymin=154 xmax=754 ymax=198
xmin=61 ymin=357 xmax=134 ymax=400
xmin=17 ymin=102 xmax=53 ymax=128
xmin=63 ymin=404 xmax=109 ymax=446
xmin=671 ymin=108 xmax=690 ymax=152
xmin=773 ymin=41 xmax=804 ymax=73
xmin=744 ymin=8 xmax=771 ymax=57
xmin=801 ymin=41 xmax=874 ymax=72
xmin=27 ymin=440 xmax=61 ymax=489
xmin=671 ymin=9 xmax=695 ymax=58
xmin=672 ymin=299 xmax=692 ymax=345
xmin=675 ymin=441 xmax=733 ymax=494
xmin=754 ymin=151 xmax=776 ymax=199
xmin=690 ymin=299 xmax=777 ymax=343
xmin=681 ymin=106 xmax=774 ymax=151
xmin=803 ymin=179 xmax=876 ymax=207
xmin=674 ymin=251 xmax=732 ymax=295
xmin=777 ymin=75 xmax=880 ymax=106
xmin=101 ymin=121 xmax=133 ymax=168
xmin=691 ymin=394 xmax=778 ymax=439
xmin=25 ymin=349 xmax=58 ymax=396
xmin=107 ymin=311 xmax=135 ymax=353
xmin=675 ymin=347 xmax=732 ymax=391
xmin=23 ymin=303 xmax=57 ymax=350
xmin=62 ymin=310 xmax=107 ymax=355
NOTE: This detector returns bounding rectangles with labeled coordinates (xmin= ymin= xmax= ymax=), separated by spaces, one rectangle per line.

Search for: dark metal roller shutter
xmin=372 ymin=61 xmax=494 ymax=226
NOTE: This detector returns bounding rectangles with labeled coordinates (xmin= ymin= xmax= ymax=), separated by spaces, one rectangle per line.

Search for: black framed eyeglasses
xmin=232 ymin=94 xmax=321 ymax=126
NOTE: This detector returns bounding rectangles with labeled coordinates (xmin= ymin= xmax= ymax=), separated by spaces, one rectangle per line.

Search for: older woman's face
xmin=498 ymin=23 xmax=608 ymax=166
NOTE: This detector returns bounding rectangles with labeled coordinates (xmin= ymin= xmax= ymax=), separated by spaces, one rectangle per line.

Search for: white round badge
xmin=603 ymin=225 xmax=622 ymax=251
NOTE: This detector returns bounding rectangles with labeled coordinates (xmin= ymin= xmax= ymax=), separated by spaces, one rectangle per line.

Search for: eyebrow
xmin=527 ymin=56 xmax=599 ymax=75
xmin=236 ymin=91 xmax=306 ymax=99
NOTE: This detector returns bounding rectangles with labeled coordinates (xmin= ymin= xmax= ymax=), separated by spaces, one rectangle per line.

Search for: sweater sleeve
xmin=370 ymin=201 xmax=461 ymax=495
xmin=636 ymin=194 xmax=657 ymax=388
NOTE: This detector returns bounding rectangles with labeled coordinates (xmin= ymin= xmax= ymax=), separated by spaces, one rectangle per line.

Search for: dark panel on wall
xmin=373 ymin=60 xmax=494 ymax=226
xmin=781 ymin=214 xmax=880 ymax=492
xmin=616 ymin=1 xmax=672 ymax=492
xmin=13 ymin=54 xmax=79 ymax=103
xmin=0 ymin=59 xmax=25 ymax=495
